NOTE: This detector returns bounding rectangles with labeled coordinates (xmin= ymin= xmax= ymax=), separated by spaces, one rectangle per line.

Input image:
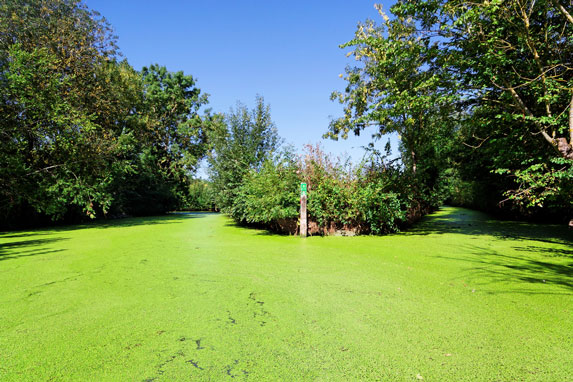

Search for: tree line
xmin=0 ymin=0 xmax=219 ymax=228
xmin=203 ymin=0 xmax=572 ymax=232
xmin=2 ymin=0 xmax=571 ymax=232
xmin=328 ymin=0 xmax=572 ymax=225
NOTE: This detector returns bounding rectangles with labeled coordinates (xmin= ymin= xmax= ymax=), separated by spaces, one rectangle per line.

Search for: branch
xmin=552 ymin=0 xmax=573 ymax=24
xmin=569 ymin=93 xmax=573 ymax=143
xmin=462 ymin=134 xmax=490 ymax=149
xmin=509 ymin=64 xmax=567 ymax=87
xmin=27 ymin=164 xmax=66 ymax=175
xmin=518 ymin=3 xmax=554 ymax=119
xmin=507 ymin=86 xmax=556 ymax=146
xmin=528 ymin=0 xmax=537 ymax=17
xmin=498 ymin=187 xmax=532 ymax=206
xmin=482 ymin=97 xmax=506 ymax=106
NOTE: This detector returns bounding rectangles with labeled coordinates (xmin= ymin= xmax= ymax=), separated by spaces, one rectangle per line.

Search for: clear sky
xmin=85 ymin=0 xmax=397 ymax=169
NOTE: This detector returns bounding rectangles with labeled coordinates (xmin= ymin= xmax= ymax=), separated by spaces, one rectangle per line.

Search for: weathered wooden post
xmin=300 ymin=183 xmax=307 ymax=237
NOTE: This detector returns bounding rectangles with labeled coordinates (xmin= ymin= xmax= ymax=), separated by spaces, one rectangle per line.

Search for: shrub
xmin=352 ymin=181 xmax=406 ymax=234
xmin=301 ymin=144 xmax=409 ymax=234
xmin=232 ymin=149 xmax=300 ymax=228
xmin=186 ymin=179 xmax=216 ymax=211
xmin=217 ymin=143 xmax=426 ymax=235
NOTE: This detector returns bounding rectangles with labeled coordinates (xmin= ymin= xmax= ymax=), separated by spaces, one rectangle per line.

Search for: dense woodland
xmin=1 ymin=0 xmax=572 ymax=232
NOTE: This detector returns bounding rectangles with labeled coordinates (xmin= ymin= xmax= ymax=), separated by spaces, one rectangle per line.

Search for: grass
xmin=0 ymin=207 xmax=571 ymax=381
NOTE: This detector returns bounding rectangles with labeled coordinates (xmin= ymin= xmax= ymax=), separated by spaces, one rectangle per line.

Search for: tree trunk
xmin=411 ymin=150 xmax=417 ymax=174
xmin=557 ymin=138 xmax=573 ymax=159
xmin=553 ymin=94 xmax=573 ymax=159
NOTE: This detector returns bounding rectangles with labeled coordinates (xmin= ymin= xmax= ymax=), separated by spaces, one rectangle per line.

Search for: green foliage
xmin=447 ymin=177 xmax=491 ymax=211
xmin=352 ymin=183 xmax=406 ymax=235
xmin=329 ymin=4 xmax=458 ymax=172
xmin=111 ymin=64 xmax=215 ymax=215
xmin=495 ymin=157 xmax=573 ymax=209
xmin=0 ymin=1 xmax=213 ymax=227
xmin=440 ymin=0 xmax=573 ymax=210
xmin=332 ymin=0 xmax=573 ymax=220
xmin=0 ymin=0 xmax=125 ymax=222
xmin=140 ymin=64 xmax=210 ymax=174
xmin=329 ymin=4 xmax=458 ymax=217
xmin=301 ymin=145 xmax=409 ymax=234
xmin=207 ymin=96 xmax=280 ymax=213
xmin=0 ymin=42 xmax=115 ymax=220
xmin=214 ymin=141 xmax=410 ymax=235
xmin=233 ymin=149 xmax=300 ymax=225
xmin=186 ymin=179 xmax=216 ymax=211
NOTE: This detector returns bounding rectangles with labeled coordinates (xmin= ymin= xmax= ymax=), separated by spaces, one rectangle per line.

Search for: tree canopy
xmin=330 ymin=0 xmax=573 ymax=220
xmin=207 ymin=96 xmax=280 ymax=215
xmin=2 ymin=0 xmax=571 ymax=230
xmin=0 ymin=0 xmax=214 ymax=227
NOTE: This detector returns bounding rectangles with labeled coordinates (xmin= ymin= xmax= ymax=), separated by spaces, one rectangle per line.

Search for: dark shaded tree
xmin=0 ymin=0 xmax=123 ymax=221
xmin=0 ymin=1 xmax=213 ymax=226
xmin=393 ymin=0 xmax=573 ymax=217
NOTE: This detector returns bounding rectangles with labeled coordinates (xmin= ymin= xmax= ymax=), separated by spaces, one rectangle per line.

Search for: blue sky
xmin=85 ymin=0 xmax=397 ymax=168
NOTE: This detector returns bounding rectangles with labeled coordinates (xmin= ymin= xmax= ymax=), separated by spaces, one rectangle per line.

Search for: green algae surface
xmin=1 ymin=207 xmax=572 ymax=381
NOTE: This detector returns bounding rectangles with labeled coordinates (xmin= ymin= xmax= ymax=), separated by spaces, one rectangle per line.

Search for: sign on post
xmin=300 ymin=183 xmax=307 ymax=237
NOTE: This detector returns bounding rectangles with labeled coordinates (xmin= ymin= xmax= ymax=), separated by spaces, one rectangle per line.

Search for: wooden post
xmin=300 ymin=193 xmax=307 ymax=237
xmin=300 ymin=183 xmax=307 ymax=237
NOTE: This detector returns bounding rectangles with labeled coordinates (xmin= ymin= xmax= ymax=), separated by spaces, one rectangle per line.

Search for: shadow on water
xmin=0 ymin=212 xmax=207 ymax=236
xmin=82 ymin=212 xmax=208 ymax=230
xmin=513 ymin=245 xmax=573 ymax=259
xmin=411 ymin=207 xmax=572 ymax=294
xmin=0 ymin=213 xmax=210 ymax=262
xmin=409 ymin=206 xmax=572 ymax=246
xmin=222 ymin=220 xmax=295 ymax=236
xmin=0 ymin=238 xmax=67 ymax=262
xmin=439 ymin=245 xmax=573 ymax=294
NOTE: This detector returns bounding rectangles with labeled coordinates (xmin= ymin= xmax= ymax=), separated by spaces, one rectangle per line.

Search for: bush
xmin=301 ymin=144 xmax=409 ymax=234
xmin=186 ymin=179 xmax=216 ymax=211
xmin=215 ymin=143 xmax=432 ymax=236
xmin=352 ymin=181 xmax=406 ymax=234
xmin=232 ymin=149 xmax=300 ymax=230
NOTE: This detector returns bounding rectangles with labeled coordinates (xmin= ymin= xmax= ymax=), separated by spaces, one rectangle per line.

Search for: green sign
xmin=300 ymin=183 xmax=307 ymax=195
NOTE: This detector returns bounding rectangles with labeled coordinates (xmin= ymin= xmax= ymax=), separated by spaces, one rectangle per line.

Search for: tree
xmin=457 ymin=0 xmax=573 ymax=210
xmin=0 ymin=1 xmax=213 ymax=225
xmin=329 ymin=4 xmax=458 ymax=211
xmin=0 ymin=0 xmax=123 ymax=221
xmin=111 ymin=64 xmax=215 ymax=215
xmin=406 ymin=0 xmax=573 ymax=210
xmin=140 ymin=64 xmax=211 ymax=174
xmin=207 ymin=96 xmax=280 ymax=214
xmin=334 ymin=1 xmax=573 ymax=219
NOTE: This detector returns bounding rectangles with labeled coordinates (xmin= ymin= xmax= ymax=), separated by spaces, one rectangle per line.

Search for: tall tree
xmin=140 ymin=64 xmax=211 ymax=174
xmin=329 ymin=4 xmax=458 ymax=209
xmin=208 ymin=96 xmax=280 ymax=214
xmin=395 ymin=0 xmax=573 ymax=210
xmin=113 ymin=64 xmax=214 ymax=215
xmin=334 ymin=1 xmax=573 ymax=217
xmin=0 ymin=0 xmax=123 ymax=220
xmin=0 ymin=1 xmax=213 ymax=224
